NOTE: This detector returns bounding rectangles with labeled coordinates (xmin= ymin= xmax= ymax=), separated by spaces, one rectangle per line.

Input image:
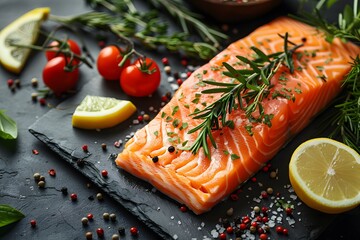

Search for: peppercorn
xmin=61 ymin=187 xmax=68 ymax=195
xmin=87 ymin=213 xmax=94 ymax=220
xmin=251 ymin=177 xmax=257 ymax=182
xmin=137 ymin=115 xmax=143 ymax=122
xmin=96 ymin=193 xmax=103 ymax=201
xmin=110 ymin=213 xmax=116 ymax=221
xmin=101 ymin=170 xmax=108 ymax=178
xmin=250 ymin=225 xmax=257 ymax=233
xmin=164 ymin=66 xmax=171 ymax=74
xmin=180 ymin=205 xmax=187 ymax=212
xmin=30 ymin=219 xmax=36 ymax=228
xmin=31 ymin=77 xmax=38 ymax=87
xmin=219 ymin=232 xmax=226 ymax=240
xmin=101 ymin=143 xmax=107 ymax=150
xmin=111 ymin=234 xmax=120 ymax=240
xmin=130 ymin=227 xmax=138 ymax=236
xmin=276 ymin=226 xmax=283 ymax=233
xmin=176 ymin=79 xmax=183 ymax=86
xmin=70 ymin=193 xmax=78 ymax=201
xmin=7 ymin=79 xmax=14 ymax=87
xmin=269 ymin=170 xmax=277 ymax=179
xmin=226 ymin=207 xmax=233 ymax=216
xmin=85 ymin=232 xmax=93 ymax=240
xmin=96 ymin=228 xmax=104 ymax=238
xmin=14 ymin=79 xmax=20 ymax=88
xmin=266 ymin=187 xmax=273 ymax=195
xmin=239 ymin=223 xmax=247 ymax=230
xmin=103 ymin=212 xmax=110 ymax=221
xmin=38 ymin=180 xmax=45 ymax=188
xmin=253 ymin=206 xmax=260 ymax=213
xmin=82 ymin=144 xmax=89 ymax=152
xmin=39 ymin=175 xmax=45 ymax=181
xmin=263 ymin=225 xmax=271 ymax=232
xmin=48 ymin=169 xmax=56 ymax=177
xmin=261 ymin=191 xmax=268 ymax=199
xmin=283 ymin=228 xmax=289 ymax=235
xmin=118 ymin=227 xmax=125 ymax=236
xmin=31 ymin=92 xmax=38 ymax=102
xmin=161 ymin=57 xmax=169 ymax=65
xmin=33 ymin=173 xmax=41 ymax=181
xmin=262 ymin=216 xmax=269 ymax=223
xmin=168 ymin=146 xmax=175 ymax=153
xmin=226 ymin=226 xmax=233 ymax=234
xmin=259 ymin=233 xmax=268 ymax=240
xmin=152 ymin=156 xmax=159 ymax=163
xmin=81 ymin=217 xmax=89 ymax=226
xmin=39 ymin=98 xmax=46 ymax=106
xmin=143 ymin=114 xmax=150 ymax=122
xmin=285 ymin=207 xmax=293 ymax=215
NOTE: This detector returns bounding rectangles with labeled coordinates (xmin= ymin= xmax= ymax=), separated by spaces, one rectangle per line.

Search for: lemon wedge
xmin=289 ymin=138 xmax=360 ymax=214
xmin=0 ymin=7 xmax=50 ymax=74
xmin=72 ymin=95 xmax=137 ymax=130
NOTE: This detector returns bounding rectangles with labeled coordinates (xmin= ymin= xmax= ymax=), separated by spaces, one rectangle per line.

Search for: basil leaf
xmin=0 ymin=110 xmax=17 ymax=140
xmin=0 ymin=205 xmax=25 ymax=227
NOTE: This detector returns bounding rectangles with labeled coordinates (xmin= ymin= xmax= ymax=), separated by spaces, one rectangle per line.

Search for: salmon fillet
xmin=115 ymin=17 xmax=360 ymax=214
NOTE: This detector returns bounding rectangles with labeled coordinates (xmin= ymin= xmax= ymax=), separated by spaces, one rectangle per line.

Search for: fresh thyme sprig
xmin=187 ymin=34 xmax=304 ymax=159
xmin=293 ymin=0 xmax=360 ymax=153
xmin=50 ymin=0 xmax=227 ymax=60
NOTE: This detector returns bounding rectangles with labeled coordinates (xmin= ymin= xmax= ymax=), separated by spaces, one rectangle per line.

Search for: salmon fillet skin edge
xmin=116 ymin=17 xmax=360 ymax=214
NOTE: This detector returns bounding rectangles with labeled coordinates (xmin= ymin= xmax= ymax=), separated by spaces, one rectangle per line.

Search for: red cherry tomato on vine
xmin=45 ymin=39 xmax=82 ymax=64
xmin=42 ymin=56 xmax=79 ymax=96
xmin=120 ymin=57 xmax=161 ymax=97
xmin=97 ymin=45 xmax=130 ymax=80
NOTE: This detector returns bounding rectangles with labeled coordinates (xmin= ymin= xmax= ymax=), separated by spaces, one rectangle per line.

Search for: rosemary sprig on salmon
xmin=187 ymin=33 xmax=304 ymax=159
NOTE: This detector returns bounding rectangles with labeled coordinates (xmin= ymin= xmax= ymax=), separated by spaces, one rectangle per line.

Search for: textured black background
xmin=1 ymin=0 xmax=359 ymax=239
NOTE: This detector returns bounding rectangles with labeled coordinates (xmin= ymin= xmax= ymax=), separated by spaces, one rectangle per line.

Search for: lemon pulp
xmin=0 ymin=7 xmax=50 ymax=73
xmin=289 ymin=138 xmax=360 ymax=214
xmin=72 ymin=95 xmax=137 ymax=130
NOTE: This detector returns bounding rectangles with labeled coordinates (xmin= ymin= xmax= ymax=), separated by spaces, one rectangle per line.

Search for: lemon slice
xmin=72 ymin=95 xmax=137 ymax=130
xmin=0 ymin=7 xmax=50 ymax=74
xmin=289 ymin=138 xmax=360 ymax=214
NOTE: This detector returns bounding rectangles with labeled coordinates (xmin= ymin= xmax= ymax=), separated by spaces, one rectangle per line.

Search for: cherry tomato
xmin=97 ymin=45 xmax=130 ymax=80
xmin=45 ymin=39 xmax=82 ymax=64
xmin=120 ymin=57 xmax=161 ymax=97
xmin=42 ymin=56 xmax=79 ymax=96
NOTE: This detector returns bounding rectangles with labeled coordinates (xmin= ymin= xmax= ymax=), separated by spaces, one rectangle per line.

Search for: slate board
xmin=28 ymin=57 xmax=352 ymax=240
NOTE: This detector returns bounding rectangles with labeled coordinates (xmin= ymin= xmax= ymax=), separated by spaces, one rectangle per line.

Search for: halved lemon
xmin=0 ymin=7 xmax=50 ymax=74
xmin=289 ymin=138 xmax=360 ymax=214
xmin=72 ymin=95 xmax=137 ymax=130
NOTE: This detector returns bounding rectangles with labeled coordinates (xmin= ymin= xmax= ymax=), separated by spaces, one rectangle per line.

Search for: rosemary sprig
xmin=187 ymin=34 xmax=304 ymax=159
xmin=328 ymin=56 xmax=360 ymax=153
xmin=50 ymin=0 xmax=226 ymax=60
xmin=293 ymin=0 xmax=360 ymax=153
xmin=148 ymin=0 xmax=228 ymax=48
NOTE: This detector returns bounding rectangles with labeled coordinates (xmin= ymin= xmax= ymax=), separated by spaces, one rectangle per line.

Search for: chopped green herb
xmin=230 ymin=153 xmax=240 ymax=160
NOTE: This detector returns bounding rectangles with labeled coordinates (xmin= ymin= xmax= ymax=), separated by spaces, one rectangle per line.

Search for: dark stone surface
xmin=1 ymin=0 xmax=359 ymax=239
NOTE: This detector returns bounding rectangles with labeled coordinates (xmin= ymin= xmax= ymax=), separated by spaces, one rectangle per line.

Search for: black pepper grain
xmin=61 ymin=187 xmax=68 ymax=195
xmin=118 ymin=227 xmax=125 ymax=236
xmin=152 ymin=156 xmax=159 ymax=163
xmin=167 ymin=146 xmax=175 ymax=153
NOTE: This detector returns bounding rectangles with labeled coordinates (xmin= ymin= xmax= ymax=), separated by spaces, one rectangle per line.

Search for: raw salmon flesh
xmin=115 ymin=17 xmax=360 ymax=214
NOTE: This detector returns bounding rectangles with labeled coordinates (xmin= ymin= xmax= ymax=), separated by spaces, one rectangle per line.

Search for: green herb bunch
xmin=50 ymin=0 xmax=228 ymax=60
xmin=188 ymin=34 xmax=304 ymax=159
xmin=294 ymin=0 xmax=360 ymax=153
